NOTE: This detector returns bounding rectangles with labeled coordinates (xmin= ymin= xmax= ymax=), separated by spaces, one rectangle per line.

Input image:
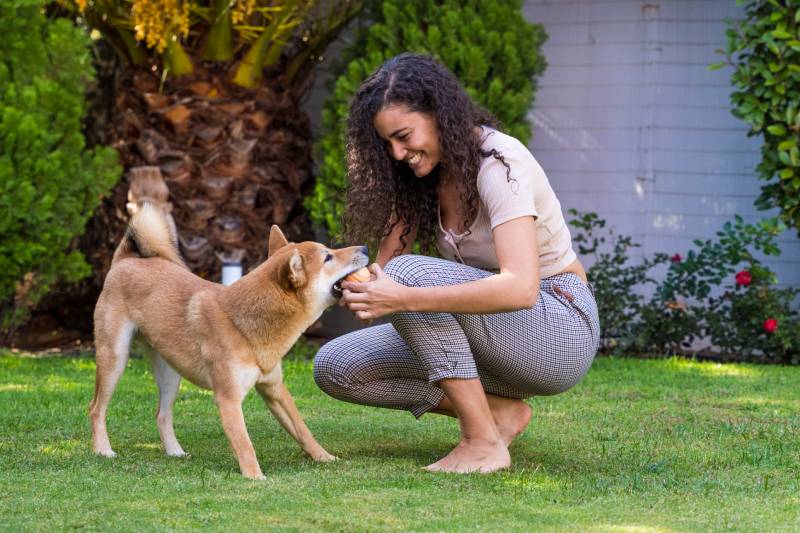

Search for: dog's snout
xmin=359 ymin=246 xmax=368 ymax=257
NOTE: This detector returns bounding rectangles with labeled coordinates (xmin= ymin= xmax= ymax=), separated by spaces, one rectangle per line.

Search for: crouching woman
xmin=313 ymin=53 xmax=600 ymax=473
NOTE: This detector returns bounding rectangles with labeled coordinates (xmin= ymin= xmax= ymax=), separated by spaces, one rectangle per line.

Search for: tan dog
xmin=90 ymin=203 xmax=368 ymax=479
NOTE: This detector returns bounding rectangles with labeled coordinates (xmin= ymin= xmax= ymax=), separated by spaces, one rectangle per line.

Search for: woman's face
xmin=373 ymin=104 xmax=441 ymax=177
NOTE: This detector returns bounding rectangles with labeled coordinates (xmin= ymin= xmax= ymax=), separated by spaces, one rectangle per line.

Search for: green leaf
xmin=767 ymin=124 xmax=787 ymax=135
xmin=772 ymin=29 xmax=792 ymax=40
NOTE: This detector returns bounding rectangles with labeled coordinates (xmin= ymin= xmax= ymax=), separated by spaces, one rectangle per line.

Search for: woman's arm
xmin=374 ymin=213 xmax=415 ymax=268
xmin=342 ymin=216 xmax=540 ymax=319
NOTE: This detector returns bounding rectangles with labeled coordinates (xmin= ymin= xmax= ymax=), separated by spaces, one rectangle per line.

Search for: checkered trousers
xmin=313 ymin=254 xmax=600 ymax=418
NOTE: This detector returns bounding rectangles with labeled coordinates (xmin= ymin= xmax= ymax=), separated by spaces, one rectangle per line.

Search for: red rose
xmin=670 ymin=253 xmax=682 ymax=263
xmin=763 ymin=318 xmax=778 ymax=334
xmin=735 ymin=270 xmax=752 ymax=286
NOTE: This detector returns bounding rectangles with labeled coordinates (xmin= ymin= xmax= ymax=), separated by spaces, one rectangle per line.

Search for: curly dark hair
xmin=344 ymin=53 xmax=510 ymax=256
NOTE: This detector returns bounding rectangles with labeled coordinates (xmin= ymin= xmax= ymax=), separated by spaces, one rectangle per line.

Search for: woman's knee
xmin=312 ymin=339 xmax=352 ymax=395
xmin=384 ymin=254 xmax=443 ymax=288
xmin=312 ymin=335 xmax=380 ymax=400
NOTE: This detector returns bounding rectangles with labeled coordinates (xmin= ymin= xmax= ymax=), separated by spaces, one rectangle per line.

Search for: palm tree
xmin=5 ymin=0 xmax=364 ymax=346
xmin=60 ymin=0 xmax=362 ymax=280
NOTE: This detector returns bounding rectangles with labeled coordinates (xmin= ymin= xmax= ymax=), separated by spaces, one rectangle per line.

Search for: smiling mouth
xmin=406 ymin=152 xmax=422 ymax=166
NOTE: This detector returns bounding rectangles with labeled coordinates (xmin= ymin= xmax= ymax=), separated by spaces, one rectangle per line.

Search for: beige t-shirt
xmin=435 ymin=128 xmax=577 ymax=278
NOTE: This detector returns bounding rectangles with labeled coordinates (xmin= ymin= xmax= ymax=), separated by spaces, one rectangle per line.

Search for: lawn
xmin=0 ymin=348 xmax=798 ymax=532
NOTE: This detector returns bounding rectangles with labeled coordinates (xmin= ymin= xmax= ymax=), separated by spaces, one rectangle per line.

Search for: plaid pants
xmin=313 ymin=255 xmax=600 ymax=418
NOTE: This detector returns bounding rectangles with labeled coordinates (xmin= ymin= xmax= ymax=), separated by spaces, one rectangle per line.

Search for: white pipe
xmin=221 ymin=263 xmax=243 ymax=286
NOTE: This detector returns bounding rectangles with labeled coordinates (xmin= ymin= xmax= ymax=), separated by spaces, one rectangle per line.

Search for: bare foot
xmin=487 ymin=397 xmax=532 ymax=446
xmin=424 ymin=438 xmax=510 ymax=474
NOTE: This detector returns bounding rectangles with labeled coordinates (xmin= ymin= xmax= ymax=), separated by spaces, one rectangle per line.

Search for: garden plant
xmin=713 ymin=0 xmax=800 ymax=235
xmin=55 ymin=0 xmax=365 ymax=281
xmin=20 ymin=0 xmax=368 ymax=341
xmin=569 ymin=210 xmax=800 ymax=364
xmin=0 ymin=0 xmax=120 ymax=338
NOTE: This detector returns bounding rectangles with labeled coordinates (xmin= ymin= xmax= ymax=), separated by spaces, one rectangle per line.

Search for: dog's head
xmin=267 ymin=225 xmax=369 ymax=307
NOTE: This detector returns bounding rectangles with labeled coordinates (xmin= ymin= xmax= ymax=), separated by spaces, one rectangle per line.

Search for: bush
xmin=636 ymin=216 xmax=791 ymax=359
xmin=567 ymin=209 xmax=668 ymax=351
xmin=704 ymin=274 xmax=800 ymax=364
xmin=714 ymin=0 xmax=800 ymax=235
xmin=0 ymin=0 xmax=120 ymax=335
xmin=306 ymin=0 xmax=547 ymax=240
xmin=569 ymin=211 xmax=799 ymax=364
xmin=653 ymin=215 xmax=799 ymax=363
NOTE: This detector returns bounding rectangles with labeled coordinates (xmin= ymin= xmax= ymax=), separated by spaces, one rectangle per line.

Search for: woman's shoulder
xmin=479 ymin=127 xmax=530 ymax=157
xmin=478 ymin=127 xmax=540 ymax=179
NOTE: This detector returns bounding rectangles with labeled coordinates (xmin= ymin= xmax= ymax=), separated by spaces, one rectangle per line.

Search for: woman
xmin=314 ymin=53 xmax=599 ymax=473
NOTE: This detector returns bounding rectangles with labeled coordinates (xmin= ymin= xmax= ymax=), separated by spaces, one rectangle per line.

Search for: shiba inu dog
xmin=90 ymin=203 xmax=368 ymax=479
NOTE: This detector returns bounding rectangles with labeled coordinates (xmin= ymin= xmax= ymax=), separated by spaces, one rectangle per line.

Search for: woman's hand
xmin=340 ymin=264 xmax=407 ymax=323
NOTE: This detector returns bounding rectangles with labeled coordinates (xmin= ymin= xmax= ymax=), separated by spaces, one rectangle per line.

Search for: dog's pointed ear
xmin=269 ymin=225 xmax=289 ymax=257
xmin=285 ymin=249 xmax=306 ymax=288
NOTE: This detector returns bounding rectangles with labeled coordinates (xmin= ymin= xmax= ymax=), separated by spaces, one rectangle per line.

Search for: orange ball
xmin=344 ymin=267 xmax=371 ymax=283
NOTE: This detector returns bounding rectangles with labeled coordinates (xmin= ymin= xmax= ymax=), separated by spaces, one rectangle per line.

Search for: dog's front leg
xmin=214 ymin=392 xmax=264 ymax=479
xmin=255 ymin=381 xmax=336 ymax=462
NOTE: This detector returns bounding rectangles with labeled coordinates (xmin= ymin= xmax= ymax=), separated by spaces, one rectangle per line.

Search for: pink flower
xmin=670 ymin=253 xmax=682 ymax=263
xmin=735 ymin=270 xmax=752 ymax=287
xmin=763 ymin=318 xmax=778 ymax=334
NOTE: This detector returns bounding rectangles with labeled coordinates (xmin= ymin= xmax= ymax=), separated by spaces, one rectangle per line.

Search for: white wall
xmin=525 ymin=0 xmax=799 ymax=287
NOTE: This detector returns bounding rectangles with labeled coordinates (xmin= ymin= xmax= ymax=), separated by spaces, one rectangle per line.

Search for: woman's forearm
xmin=400 ymin=272 xmax=539 ymax=314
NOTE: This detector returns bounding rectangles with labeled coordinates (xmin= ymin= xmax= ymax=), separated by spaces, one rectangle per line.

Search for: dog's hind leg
xmin=255 ymin=370 xmax=336 ymax=463
xmin=148 ymin=352 xmax=186 ymax=457
xmin=90 ymin=316 xmax=135 ymax=457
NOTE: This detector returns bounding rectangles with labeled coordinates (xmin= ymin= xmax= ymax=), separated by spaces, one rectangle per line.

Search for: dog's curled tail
xmin=112 ymin=202 xmax=186 ymax=269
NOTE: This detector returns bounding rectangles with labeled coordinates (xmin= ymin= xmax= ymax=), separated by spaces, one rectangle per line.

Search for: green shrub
xmin=567 ymin=209 xmax=668 ymax=351
xmin=306 ymin=0 xmax=547 ymax=240
xmin=0 ymin=0 xmax=120 ymax=335
xmin=569 ymin=211 xmax=799 ymax=363
xmin=713 ymin=0 xmax=800 ymax=235
xmin=704 ymin=273 xmax=800 ymax=364
xmin=627 ymin=215 xmax=785 ymax=357
xmin=648 ymin=215 xmax=799 ymax=363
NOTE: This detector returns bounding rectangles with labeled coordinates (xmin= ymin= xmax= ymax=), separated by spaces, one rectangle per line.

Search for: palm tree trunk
xmin=111 ymin=62 xmax=314 ymax=278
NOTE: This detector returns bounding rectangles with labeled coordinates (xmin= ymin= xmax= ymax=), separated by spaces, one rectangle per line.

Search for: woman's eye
xmin=398 ymin=134 xmax=408 ymax=141
xmin=324 ymin=254 xmax=333 ymax=262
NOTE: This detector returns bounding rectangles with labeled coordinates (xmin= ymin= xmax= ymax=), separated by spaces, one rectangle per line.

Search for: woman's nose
xmin=389 ymin=142 xmax=404 ymax=161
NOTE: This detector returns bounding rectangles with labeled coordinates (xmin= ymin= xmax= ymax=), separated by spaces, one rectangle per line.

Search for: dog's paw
xmin=166 ymin=450 xmax=188 ymax=458
xmin=94 ymin=448 xmax=117 ymax=458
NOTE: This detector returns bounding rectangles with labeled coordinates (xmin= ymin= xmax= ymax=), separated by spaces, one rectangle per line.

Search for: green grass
xmin=0 ymin=349 xmax=798 ymax=532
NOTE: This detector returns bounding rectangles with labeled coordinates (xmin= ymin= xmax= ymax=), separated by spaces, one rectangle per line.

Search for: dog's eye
xmin=324 ymin=254 xmax=333 ymax=262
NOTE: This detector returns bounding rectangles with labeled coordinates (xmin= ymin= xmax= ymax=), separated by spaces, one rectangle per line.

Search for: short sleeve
xmin=477 ymin=150 xmax=538 ymax=230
